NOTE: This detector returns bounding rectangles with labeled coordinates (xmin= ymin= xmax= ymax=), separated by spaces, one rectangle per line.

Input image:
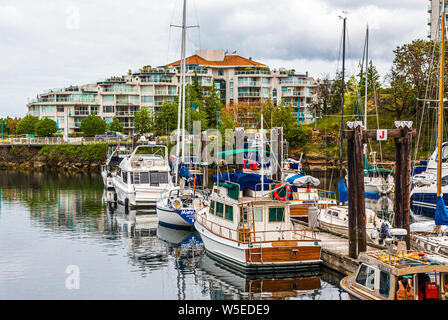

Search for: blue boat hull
xmin=410 ymin=192 xmax=448 ymax=217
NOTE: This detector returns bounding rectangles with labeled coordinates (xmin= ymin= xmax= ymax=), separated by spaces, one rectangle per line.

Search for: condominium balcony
xmin=235 ymin=70 xmax=270 ymax=75
xmin=116 ymin=100 xmax=140 ymax=105
xmin=140 ymin=77 xmax=172 ymax=83
xmin=282 ymin=91 xmax=303 ymax=97
xmin=73 ymin=110 xmax=98 ymax=116
xmin=116 ymin=111 xmax=136 ymax=116
xmin=121 ymin=122 xmax=134 ymax=128
xmin=238 ymin=81 xmax=261 ymax=87
xmin=102 ymin=88 xmax=138 ymax=93
xmin=238 ymin=92 xmax=260 ymax=97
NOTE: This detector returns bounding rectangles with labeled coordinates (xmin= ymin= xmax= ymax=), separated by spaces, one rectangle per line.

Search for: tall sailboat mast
xmin=438 ymin=4 xmax=445 ymax=199
xmin=175 ymin=0 xmax=187 ymax=185
xmin=364 ymin=25 xmax=368 ymax=129
xmin=181 ymin=0 xmax=187 ymax=164
xmin=339 ymin=16 xmax=347 ymax=181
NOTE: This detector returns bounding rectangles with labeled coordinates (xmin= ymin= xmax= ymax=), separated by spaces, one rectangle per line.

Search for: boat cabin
xmin=347 ymin=251 xmax=448 ymax=300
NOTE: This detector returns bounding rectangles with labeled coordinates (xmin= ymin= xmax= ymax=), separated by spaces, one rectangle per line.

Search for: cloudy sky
xmin=0 ymin=0 xmax=428 ymax=117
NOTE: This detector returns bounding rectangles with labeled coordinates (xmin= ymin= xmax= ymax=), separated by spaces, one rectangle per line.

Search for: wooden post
xmin=347 ymin=129 xmax=358 ymax=258
xmin=354 ymin=125 xmax=366 ymax=253
xmin=394 ymin=135 xmax=404 ymax=232
xmin=402 ymin=127 xmax=412 ymax=247
xmin=393 ymin=124 xmax=413 ymax=249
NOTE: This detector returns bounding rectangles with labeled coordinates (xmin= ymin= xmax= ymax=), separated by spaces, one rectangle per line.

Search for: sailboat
xmin=316 ymin=19 xmax=392 ymax=239
xmin=156 ymin=0 xmax=207 ymax=229
xmin=356 ymin=26 xmax=394 ymax=196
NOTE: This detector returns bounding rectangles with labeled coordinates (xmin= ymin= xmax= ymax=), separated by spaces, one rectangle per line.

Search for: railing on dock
xmin=0 ymin=137 xmax=132 ymax=145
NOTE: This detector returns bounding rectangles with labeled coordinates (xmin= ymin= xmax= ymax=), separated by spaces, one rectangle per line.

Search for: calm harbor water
xmin=0 ymin=170 xmax=352 ymax=300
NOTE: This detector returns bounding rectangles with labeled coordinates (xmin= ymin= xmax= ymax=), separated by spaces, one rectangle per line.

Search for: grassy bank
xmin=290 ymin=107 xmax=428 ymax=162
xmin=39 ymin=143 xmax=108 ymax=163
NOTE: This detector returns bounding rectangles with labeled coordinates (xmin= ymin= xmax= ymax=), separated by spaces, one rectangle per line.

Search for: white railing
xmin=0 ymin=137 xmax=131 ymax=145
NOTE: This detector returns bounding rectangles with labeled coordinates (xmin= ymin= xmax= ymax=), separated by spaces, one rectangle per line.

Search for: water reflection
xmin=0 ymin=170 xmax=348 ymax=299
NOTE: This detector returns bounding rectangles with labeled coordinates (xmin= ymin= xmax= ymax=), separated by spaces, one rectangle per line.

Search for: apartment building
xmin=27 ymin=49 xmax=318 ymax=136
xmin=428 ymin=0 xmax=444 ymax=41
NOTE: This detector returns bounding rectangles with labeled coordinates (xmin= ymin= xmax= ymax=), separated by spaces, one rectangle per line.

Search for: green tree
xmin=204 ymin=81 xmax=223 ymax=128
xmin=35 ymin=117 xmax=58 ymax=137
xmin=155 ymin=101 xmax=178 ymax=136
xmin=109 ymin=117 xmax=124 ymax=132
xmin=257 ymin=102 xmax=311 ymax=149
xmin=358 ymin=61 xmax=382 ymax=100
xmin=383 ymin=39 xmax=437 ymax=120
xmin=79 ymin=114 xmax=107 ymax=136
xmin=6 ymin=117 xmax=19 ymax=135
xmin=16 ymin=114 xmax=38 ymax=135
xmin=134 ymin=107 xmax=155 ymax=134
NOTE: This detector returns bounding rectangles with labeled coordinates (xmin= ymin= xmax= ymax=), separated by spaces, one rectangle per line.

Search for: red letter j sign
xmin=377 ymin=129 xmax=387 ymax=141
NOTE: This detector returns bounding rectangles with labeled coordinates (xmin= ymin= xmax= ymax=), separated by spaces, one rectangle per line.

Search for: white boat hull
xmin=156 ymin=204 xmax=193 ymax=229
xmin=195 ymin=219 xmax=321 ymax=273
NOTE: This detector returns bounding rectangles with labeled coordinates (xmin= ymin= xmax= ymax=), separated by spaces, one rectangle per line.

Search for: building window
xmin=225 ymin=205 xmax=233 ymax=221
xmin=218 ymin=69 xmax=224 ymax=76
xmin=103 ymin=95 xmax=114 ymax=103
xmin=57 ymin=105 xmax=64 ymax=113
xmin=141 ymin=85 xmax=153 ymax=93
xmin=141 ymin=96 xmax=153 ymax=103
xmin=268 ymin=207 xmax=284 ymax=222
xmin=90 ymin=106 xmax=99 ymax=115
xmin=103 ymin=105 xmax=114 ymax=113
xmin=42 ymin=106 xmax=55 ymax=113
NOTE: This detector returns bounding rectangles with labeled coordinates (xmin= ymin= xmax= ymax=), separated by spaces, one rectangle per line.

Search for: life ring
xmin=273 ymin=183 xmax=292 ymax=201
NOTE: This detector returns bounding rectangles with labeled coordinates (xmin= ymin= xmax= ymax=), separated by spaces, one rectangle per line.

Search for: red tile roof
xmin=166 ymin=54 xmax=266 ymax=67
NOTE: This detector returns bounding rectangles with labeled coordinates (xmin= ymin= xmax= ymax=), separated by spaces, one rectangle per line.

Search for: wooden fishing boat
xmin=341 ymin=229 xmax=448 ymax=300
xmin=194 ymin=172 xmax=322 ymax=274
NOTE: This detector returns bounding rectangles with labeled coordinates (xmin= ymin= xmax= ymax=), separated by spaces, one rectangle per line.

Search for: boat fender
xmin=273 ymin=183 xmax=292 ymax=202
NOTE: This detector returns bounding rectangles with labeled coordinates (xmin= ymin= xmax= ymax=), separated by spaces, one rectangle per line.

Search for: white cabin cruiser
xmin=112 ymin=144 xmax=174 ymax=208
xmin=195 ymin=172 xmax=322 ymax=273
xmin=101 ymin=144 xmax=132 ymax=190
xmin=316 ymin=205 xmax=390 ymax=243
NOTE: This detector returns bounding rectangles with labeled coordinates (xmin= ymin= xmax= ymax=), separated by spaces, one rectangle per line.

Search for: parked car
xmin=95 ymin=131 xmax=129 ymax=141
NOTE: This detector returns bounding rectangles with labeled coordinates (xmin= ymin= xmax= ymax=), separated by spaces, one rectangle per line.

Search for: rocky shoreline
xmin=0 ymin=145 xmax=106 ymax=171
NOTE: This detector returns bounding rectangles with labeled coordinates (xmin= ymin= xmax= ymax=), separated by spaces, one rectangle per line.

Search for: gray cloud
xmin=0 ymin=0 xmax=428 ymax=117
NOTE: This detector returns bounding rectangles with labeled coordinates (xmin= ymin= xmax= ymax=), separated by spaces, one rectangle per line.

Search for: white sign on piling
xmin=377 ymin=129 xmax=387 ymax=141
